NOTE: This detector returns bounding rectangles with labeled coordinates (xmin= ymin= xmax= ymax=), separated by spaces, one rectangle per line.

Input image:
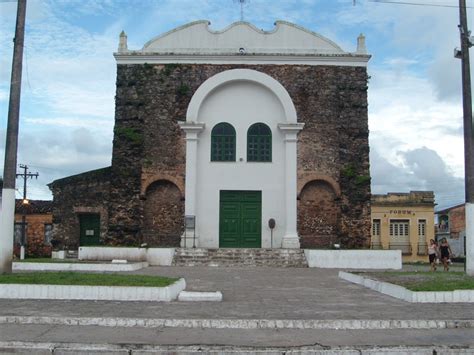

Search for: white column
xmin=178 ymin=122 xmax=205 ymax=248
xmin=466 ymin=203 xmax=474 ymax=275
xmin=278 ymin=123 xmax=304 ymax=249
xmin=0 ymin=188 xmax=15 ymax=273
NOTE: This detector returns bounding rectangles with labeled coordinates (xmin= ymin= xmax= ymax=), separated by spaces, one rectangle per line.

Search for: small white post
xmin=356 ymin=33 xmax=367 ymax=55
xmin=118 ymin=30 xmax=128 ymax=53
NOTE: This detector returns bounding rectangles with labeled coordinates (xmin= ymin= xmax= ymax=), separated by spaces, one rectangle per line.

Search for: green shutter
xmin=211 ymin=123 xmax=236 ymax=161
xmin=247 ymin=123 xmax=271 ymax=162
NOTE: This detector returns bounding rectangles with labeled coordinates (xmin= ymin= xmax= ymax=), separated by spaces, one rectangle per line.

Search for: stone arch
xmin=297 ymin=179 xmax=340 ymax=248
xmin=141 ymin=174 xmax=184 ymax=197
xmin=186 ymin=69 xmax=297 ymax=123
xmin=142 ymin=180 xmax=184 ymax=247
xmin=298 ymin=173 xmax=341 ymax=197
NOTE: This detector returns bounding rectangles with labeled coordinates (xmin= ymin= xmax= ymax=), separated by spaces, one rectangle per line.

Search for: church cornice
xmin=113 ymin=53 xmax=370 ymax=67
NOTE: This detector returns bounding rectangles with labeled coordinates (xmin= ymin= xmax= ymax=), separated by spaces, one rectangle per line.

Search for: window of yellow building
xmin=390 ymin=220 xmax=409 ymax=237
xmin=418 ymin=219 xmax=426 ymax=237
xmin=372 ymin=219 xmax=380 ymax=236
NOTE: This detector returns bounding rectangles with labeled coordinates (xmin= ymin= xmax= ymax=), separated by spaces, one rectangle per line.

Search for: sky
xmin=0 ymin=0 xmax=471 ymax=210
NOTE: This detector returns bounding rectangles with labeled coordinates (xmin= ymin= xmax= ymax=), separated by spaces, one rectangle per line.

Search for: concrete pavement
xmin=0 ymin=266 xmax=473 ymax=353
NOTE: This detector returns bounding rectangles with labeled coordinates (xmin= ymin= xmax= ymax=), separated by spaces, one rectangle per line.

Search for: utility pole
xmin=16 ymin=164 xmax=38 ymax=260
xmin=458 ymin=0 xmax=474 ymax=275
xmin=0 ymin=0 xmax=27 ymax=274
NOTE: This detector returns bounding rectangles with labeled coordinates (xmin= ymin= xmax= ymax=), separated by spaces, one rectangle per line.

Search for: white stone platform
xmin=177 ymin=291 xmax=223 ymax=302
xmin=78 ymin=247 xmax=175 ymax=266
xmin=305 ymin=250 xmax=402 ymax=269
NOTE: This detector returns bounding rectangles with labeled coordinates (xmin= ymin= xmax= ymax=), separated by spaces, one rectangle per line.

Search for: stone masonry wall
xmin=49 ymin=168 xmax=111 ymax=249
xmin=449 ymin=205 xmax=465 ymax=239
xmin=111 ymin=63 xmax=371 ymax=247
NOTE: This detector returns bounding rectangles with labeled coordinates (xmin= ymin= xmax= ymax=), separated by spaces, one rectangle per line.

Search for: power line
xmin=368 ymin=0 xmax=473 ymax=8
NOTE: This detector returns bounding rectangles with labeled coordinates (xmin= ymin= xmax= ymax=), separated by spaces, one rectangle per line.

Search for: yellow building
xmin=371 ymin=191 xmax=435 ymax=262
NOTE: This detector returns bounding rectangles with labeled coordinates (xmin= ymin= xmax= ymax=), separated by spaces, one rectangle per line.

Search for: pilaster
xmin=278 ymin=123 xmax=304 ymax=249
xmin=178 ymin=121 xmax=205 ymax=248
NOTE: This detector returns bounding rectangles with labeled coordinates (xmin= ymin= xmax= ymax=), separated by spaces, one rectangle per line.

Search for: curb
xmin=13 ymin=261 xmax=149 ymax=272
xmin=339 ymin=271 xmax=474 ymax=303
xmin=0 ymin=278 xmax=186 ymax=302
xmin=0 ymin=341 xmax=474 ymax=354
xmin=0 ymin=316 xmax=473 ymax=330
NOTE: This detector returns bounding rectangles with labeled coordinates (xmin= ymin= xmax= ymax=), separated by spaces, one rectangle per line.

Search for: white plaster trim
xmin=339 ymin=271 xmax=474 ymax=303
xmin=178 ymin=121 xmax=205 ymax=133
xmin=187 ymin=69 xmax=298 ymax=124
xmin=304 ymin=250 xmax=402 ymax=269
xmin=114 ymin=54 xmax=370 ymax=67
xmin=0 ymin=315 xmax=472 ymax=330
xmin=0 ymin=278 xmax=185 ymax=302
xmin=13 ymin=262 xmax=149 ymax=272
xmin=278 ymin=123 xmax=305 ymax=132
xmin=178 ymin=291 xmax=223 ymax=302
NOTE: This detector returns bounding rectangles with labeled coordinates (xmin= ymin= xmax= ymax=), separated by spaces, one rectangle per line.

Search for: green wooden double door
xmin=219 ymin=190 xmax=261 ymax=248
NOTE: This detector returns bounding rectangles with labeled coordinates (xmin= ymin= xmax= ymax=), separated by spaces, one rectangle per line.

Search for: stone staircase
xmin=172 ymin=248 xmax=308 ymax=268
xmin=65 ymin=250 xmax=78 ymax=259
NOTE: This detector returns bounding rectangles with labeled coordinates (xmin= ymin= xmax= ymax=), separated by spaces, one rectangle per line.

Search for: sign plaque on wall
xmin=185 ymin=215 xmax=196 ymax=229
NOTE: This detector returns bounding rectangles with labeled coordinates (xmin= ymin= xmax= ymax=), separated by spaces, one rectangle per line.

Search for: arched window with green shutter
xmin=247 ymin=123 xmax=272 ymax=162
xmin=211 ymin=122 xmax=236 ymax=161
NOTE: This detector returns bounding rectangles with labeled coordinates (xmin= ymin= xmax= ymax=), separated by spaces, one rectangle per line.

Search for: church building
xmin=49 ymin=21 xmax=371 ymax=250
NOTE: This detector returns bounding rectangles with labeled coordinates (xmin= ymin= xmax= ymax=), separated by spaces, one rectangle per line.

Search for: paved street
xmin=0 ymin=266 xmax=473 ymax=353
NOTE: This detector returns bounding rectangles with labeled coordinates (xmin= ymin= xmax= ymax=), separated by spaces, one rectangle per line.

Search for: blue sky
xmin=0 ymin=0 xmax=471 ymax=210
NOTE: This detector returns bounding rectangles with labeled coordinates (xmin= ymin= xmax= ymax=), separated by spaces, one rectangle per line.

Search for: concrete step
xmin=172 ymin=248 xmax=308 ymax=267
xmin=65 ymin=250 xmax=78 ymax=259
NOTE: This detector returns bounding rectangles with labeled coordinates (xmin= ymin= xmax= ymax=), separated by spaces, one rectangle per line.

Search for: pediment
xmin=140 ymin=20 xmax=346 ymax=55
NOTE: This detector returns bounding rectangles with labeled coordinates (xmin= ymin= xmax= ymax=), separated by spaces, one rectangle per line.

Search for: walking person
xmin=439 ymin=238 xmax=453 ymax=271
xmin=428 ymin=239 xmax=438 ymax=271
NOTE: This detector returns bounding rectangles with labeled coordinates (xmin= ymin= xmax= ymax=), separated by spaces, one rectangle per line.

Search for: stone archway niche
xmin=143 ymin=180 xmax=184 ymax=247
xmin=298 ymin=179 xmax=340 ymax=248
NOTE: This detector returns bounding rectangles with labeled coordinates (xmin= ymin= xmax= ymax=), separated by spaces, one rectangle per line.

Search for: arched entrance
xmin=180 ymin=68 xmax=303 ymax=248
xmin=298 ymin=180 xmax=340 ymax=248
xmin=143 ymin=180 xmax=184 ymax=247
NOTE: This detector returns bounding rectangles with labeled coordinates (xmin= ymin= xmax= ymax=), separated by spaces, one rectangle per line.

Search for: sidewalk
xmin=1 ymin=266 xmax=471 ymax=321
xmin=0 ymin=266 xmax=473 ymax=352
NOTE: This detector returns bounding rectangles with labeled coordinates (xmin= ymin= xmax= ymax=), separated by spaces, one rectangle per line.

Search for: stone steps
xmin=172 ymin=248 xmax=308 ymax=267
xmin=65 ymin=250 xmax=78 ymax=259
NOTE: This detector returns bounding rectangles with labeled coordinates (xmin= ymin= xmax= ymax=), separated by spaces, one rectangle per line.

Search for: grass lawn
xmin=362 ymin=271 xmax=474 ymax=292
xmin=0 ymin=272 xmax=178 ymax=287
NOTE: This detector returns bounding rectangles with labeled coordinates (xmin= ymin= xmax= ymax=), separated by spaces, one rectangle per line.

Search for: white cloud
xmin=369 ymin=67 xmax=464 ymax=175
xmin=24 ymin=116 xmax=113 ymax=130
